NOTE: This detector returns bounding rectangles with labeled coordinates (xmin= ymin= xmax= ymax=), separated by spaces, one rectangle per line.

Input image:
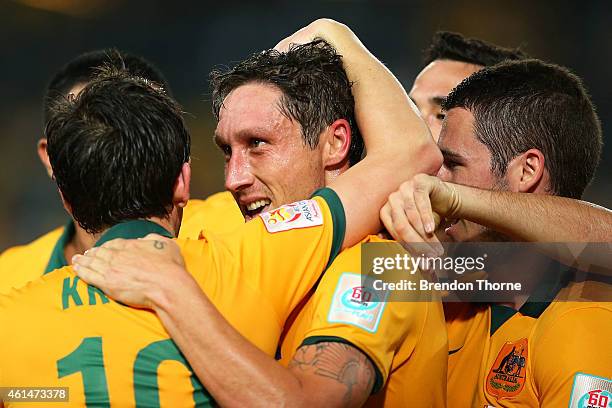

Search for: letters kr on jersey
xmin=259 ymin=200 xmax=323 ymax=233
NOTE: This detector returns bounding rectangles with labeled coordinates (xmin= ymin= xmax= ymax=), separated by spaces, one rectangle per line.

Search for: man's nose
xmin=225 ymin=152 xmax=255 ymax=192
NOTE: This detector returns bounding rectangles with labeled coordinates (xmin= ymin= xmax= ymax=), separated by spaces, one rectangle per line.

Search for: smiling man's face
xmin=215 ymin=82 xmax=327 ymax=221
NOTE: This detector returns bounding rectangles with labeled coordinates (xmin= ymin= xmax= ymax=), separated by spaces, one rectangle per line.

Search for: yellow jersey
xmin=179 ymin=191 xmax=243 ymax=240
xmin=0 ymin=191 xmax=242 ymax=294
xmin=446 ymin=280 xmax=612 ymax=407
xmin=0 ymin=189 xmax=345 ymax=407
xmin=279 ymin=236 xmax=448 ymax=407
xmin=0 ymin=225 xmax=68 ymax=294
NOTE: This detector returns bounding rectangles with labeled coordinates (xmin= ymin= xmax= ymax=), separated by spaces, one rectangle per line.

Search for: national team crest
xmin=259 ymin=200 xmax=323 ymax=233
xmin=486 ymin=338 xmax=528 ymax=399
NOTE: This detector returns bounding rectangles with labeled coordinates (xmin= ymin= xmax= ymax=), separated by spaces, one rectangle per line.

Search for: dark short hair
xmin=443 ymin=59 xmax=602 ymax=199
xmin=210 ymin=39 xmax=363 ymax=165
xmin=46 ymin=67 xmax=190 ymax=233
xmin=424 ymin=31 xmax=527 ymax=67
xmin=43 ymin=49 xmax=171 ymax=127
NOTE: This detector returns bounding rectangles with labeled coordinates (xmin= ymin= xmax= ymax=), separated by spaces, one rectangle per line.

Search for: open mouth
xmin=242 ymin=198 xmax=272 ymax=220
xmin=443 ymin=218 xmax=461 ymax=234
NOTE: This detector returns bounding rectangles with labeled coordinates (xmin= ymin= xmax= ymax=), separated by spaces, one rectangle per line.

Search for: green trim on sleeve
xmin=300 ymin=335 xmax=384 ymax=394
xmin=311 ymin=188 xmax=346 ymax=270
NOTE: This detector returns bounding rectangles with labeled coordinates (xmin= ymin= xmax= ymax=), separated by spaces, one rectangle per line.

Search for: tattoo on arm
xmin=289 ymin=342 xmax=376 ymax=406
xmin=153 ymin=241 xmax=165 ymax=250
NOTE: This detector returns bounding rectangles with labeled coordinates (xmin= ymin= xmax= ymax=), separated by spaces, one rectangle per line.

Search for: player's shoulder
xmin=528 ymin=283 xmax=612 ymax=401
xmin=529 ymin=281 xmax=612 ymax=357
xmin=328 ymin=235 xmax=392 ymax=261
xmin=536 ymin=280 xmax=612 ymax=329
xmin=0 ymin=226 xmax=67 ymax=293
xmin=180 ymin=192 xmax=243 ymax=239
xmin=0 ymin=266 xmax=72 ymax=312
xmin=259 ymin=187 xmax=345 ymax=237
xmin=533 ymin=303 xmax=611 ymax=343
xmin=315 ymin=235 xmax=436 ymax=328
xmin=201 ymin=191 xmax=238 ymax=208
xmin=0 ymin=226 xmax=64 ymax=265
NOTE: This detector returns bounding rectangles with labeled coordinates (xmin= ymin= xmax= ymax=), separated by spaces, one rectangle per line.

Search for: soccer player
xmin=0 ymin=19 xmax=439 ymax=407
xmin=409 ymin=31 xmax=526 ymax=141
xmin=73 ymin=26 xmax=612 ymax=407
xmin=74 ymin=19 xmax=447 ymax=407
xmin=0 ymin=49 xmax=242 ymax=293
xmin=380 ymin=59 xmax=611 ymax=406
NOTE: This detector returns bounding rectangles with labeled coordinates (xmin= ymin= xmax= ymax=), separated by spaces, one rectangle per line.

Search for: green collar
xmin=490 ymin=304 xmax=518 ymax=336
xmin=518 ymin=265 xmax=571 ymax=318
xmin=44 ymin=220 xmax=173 ymax=274
xmin=44 ymin=221 xmax=76 ymax=274
xmin=94 ymin=220 xmax=173 ymax=247
xmin=489 ymin=263 xmax=572 ymax=335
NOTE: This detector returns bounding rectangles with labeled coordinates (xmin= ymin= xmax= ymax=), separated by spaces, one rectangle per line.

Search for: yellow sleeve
xmin=225 ymin=187 xmax=345 ymax=326
xmin=296 ymin=261 xmax=421 ymax=393
xmin=532 ymin=305 xmax=612 ymax=407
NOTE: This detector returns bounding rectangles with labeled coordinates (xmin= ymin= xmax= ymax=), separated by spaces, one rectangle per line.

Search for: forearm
xmin=311 ymin=20 xmax=441 ymax=247
xmin=454 ymin=184 xmax=612 ymax=242
xmin=314 ymin=20 xmax=437 ymax=167
xmin=453 ymin=184 xmax=612 ymax=270
xmin=150 ymin=272 xmax=312 ymax=408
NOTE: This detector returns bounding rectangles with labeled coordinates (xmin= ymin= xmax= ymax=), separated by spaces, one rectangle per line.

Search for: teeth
xmin=246 ymin=199 xmax=271 ymax=211
xmin=444 ymin=219 xmax=461 ymax=233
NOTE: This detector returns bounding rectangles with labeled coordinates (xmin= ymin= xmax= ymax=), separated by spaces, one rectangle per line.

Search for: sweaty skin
xmin=215 ymin=83 xmax=327 ymax=221
xmin=74 ymin=19 xmax=441 ymax=408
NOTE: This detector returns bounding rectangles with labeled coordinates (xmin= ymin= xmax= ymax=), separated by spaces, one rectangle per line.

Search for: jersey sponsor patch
xmin=327 ymin=273 xmax=388 ymax=333
xmin=568 ymin=373 xmax=612 ymax=408
xmin=486 ymin=338 xmax=528 ymax=399
xmin=259 ymin=200 xmax=323 ymax=233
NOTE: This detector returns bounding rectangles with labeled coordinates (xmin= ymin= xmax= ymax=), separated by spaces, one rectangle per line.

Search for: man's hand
xmin=380 ymin=174 xmax=462 ymax=256
xmin=274 ymin=19 xmax=346 ymax=52
xmin=72 ymin=234 xmax=190 ymax=309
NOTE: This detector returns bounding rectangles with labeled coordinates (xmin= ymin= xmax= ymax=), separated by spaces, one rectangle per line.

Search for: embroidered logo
xmin=327 ymin=273 xmax=388 ymax=333
xmin=259 ymin=200 xmax=322 ymax=233
xmin=486 ymin=338 xmax=528 ymax=399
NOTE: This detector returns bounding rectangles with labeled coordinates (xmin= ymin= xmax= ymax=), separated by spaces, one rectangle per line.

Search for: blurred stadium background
xmin=0 ymin=0 xmax=610 ymax=251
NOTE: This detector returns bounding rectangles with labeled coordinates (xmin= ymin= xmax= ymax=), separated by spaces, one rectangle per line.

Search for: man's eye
xmin=220 ymin=145 xmax=231 ymax=157
xmin=443 ymin=159 xmax=459 ymax=169
xmin=250 ymin=139 xmax=265 ymax=148
xmin=436 ymin=112 xmax=446 ymax=121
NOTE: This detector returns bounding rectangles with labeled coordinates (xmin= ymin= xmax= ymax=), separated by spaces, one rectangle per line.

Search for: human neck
xmin=63 ymin=217 xmax=176 ymax=265
xmin=63 ymin=224 xmax=97 ymax=265
xmin=497 ymin=295 xmax=530 ymax=311
xmin=324 ymin=163 xmax=350 ymax=185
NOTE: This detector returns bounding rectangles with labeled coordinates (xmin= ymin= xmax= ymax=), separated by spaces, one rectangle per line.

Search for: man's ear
xmin=322 ymin=118 xmax=352 ymax=169
xmin=505 ymin=149 xmax=548 ymax=193
xmin=37 ymin=138 xmax=53 ymax=178
xmin=58 ymin=189 xmax=73 ymax=217
xmin=173 ymin=162 xmax=191 ymax=207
